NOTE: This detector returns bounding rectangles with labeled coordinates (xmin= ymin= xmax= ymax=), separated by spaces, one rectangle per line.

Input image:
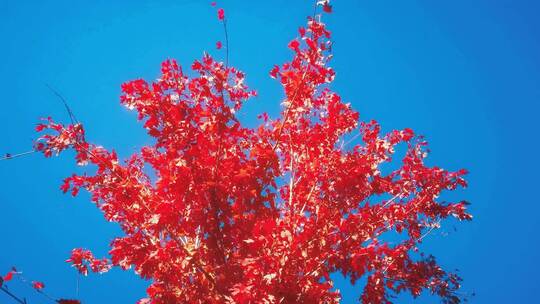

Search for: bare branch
xmin=0 ymin=150 xmax=36 ymax=161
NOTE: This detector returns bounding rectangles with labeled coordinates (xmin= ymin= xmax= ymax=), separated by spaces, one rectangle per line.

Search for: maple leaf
xmin=269 ymin=65 xmax=280 ymax=79
xmin=3 ymin=271 xmax=14 ymax=282
xmin=32 ymin=281 xmax=45 ymax=290
xmin=217 ymin=8 xmax=225 ymax=20
xmin=288 ymin=39 xmax=300 ymax=50
xmin=323 ymin=1 xmax=332 ymax=13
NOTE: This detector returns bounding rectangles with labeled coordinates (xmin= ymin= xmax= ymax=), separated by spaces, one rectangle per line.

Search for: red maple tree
xmin=31 ymin=3 xmax=471 ymax=304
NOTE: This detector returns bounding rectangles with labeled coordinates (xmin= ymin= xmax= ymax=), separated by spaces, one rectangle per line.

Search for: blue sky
xmin=1 ymin=0 xmax=538 ymax=303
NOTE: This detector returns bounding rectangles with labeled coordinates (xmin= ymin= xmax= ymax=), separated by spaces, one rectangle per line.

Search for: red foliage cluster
xmin=66 ymin=248 xmax=112 ymax=276
xmin=34 ymin=5 xmax=471 ymax=304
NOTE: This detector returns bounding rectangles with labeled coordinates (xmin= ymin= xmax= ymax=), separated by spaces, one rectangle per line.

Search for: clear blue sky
xmin=1 ymin=1 xmax=538 ymax=303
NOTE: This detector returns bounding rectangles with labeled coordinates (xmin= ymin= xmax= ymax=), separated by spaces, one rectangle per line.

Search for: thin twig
xmin=0 ymin=286 xmax=26 ymax=304
xmin=75 ymin=273 xmax=79 ymax=299
xmin=2 ymin=84 xmax=79 ymax=163
xmin=44 ymin=83 xmax=78 ymax=125
xmin=341 ymin=132 xmax=361 ymax=149
xmin=417 ymin=221 xmax=440 ymax=242
xmin=0 ymin=150 xmax=36 ymax=161
xmin=376 ymin=193 xmax=402 ymax=215
xmin=222 ymin=17 xmax=229 ymax=68
xmin=16 ymin=273 xmax=57 ymax=303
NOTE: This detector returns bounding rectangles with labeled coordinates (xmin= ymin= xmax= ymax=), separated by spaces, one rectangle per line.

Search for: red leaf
xmin=35 ymin=124 xmax=47 ymax=132
xmin=269 ymin=65 xmax=279 ymax=79
xmin=3 ymin=271 xmax=13 ymax=282
xmin=60 ymin=179 xmax=70 ymax=193
xmin=402 ymin=128 xmax=414 ymax=141
xmin=216 ymin=41 xmax=222 ymax=49
xmin=217 ymin=8 xmax=225 ymax=20
xmin=323 ymin=2 xmax=332 ymax=13
xmin=288 ymin=39 xmax=300 ymax=50
xmin=32 ymin=281 xmax=45 ymax=290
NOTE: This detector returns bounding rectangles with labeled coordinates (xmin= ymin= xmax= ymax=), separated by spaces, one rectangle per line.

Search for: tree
xmin=29 ymin=2 xmax=471 ymax=303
